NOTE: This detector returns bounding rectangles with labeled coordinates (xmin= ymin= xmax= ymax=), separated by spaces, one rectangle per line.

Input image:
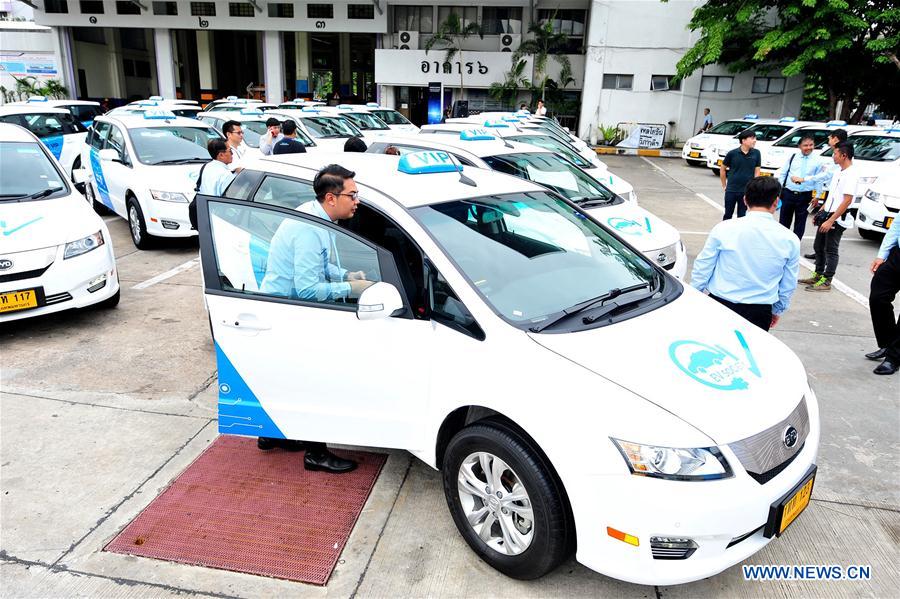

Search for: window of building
xmin=700 ymin=75 xmax=734 ymax=92
xmin=752 ymin=76 xmax=786 ymax=94
xmin=267 ymin=2 xmax=292 ymax=17
xmin=115 ymin=1 xmax=140 ymax=14
xmin=73 ymin=27 xmax=106 ymax=43
xmin=650 ymin=75 xmax=681 ymax=91
xmin=482 ymin=7 xmax=522 ymax=34
xmin=120 ymin=28 xmax=147 ymax=49
xmin=44 ymin=0 xmax=69 ymax=14
xmin=392 ymin=5 xmax=432 ymax=33
xmin=307 ymin=3 xmax=333 ymax=18
xmin=437 ymin=6 xmax=477 ymax=28
xmin=536 ymin=9 xmax=585 ymax=53
xmin=79 ymin=0 xmax=104 ymax=13
xmin=152 ymin=1 xmax=176 ymax=14
xmin=348 ymin=4 xmax=373 ymax=19
xmin=602 ymin=74 xmax=633 ymax=90
xmin=229 ymin=2 xmax=254 ymax=16
xmin=123 ymin=58 xmax=151 ymax=78
xmin=190 ymin=2 xmax=215 ymax=16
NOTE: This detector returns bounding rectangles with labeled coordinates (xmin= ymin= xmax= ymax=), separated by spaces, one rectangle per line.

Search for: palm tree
xmin=513 ymin=12 xmax=574 ymax=102
xmin=424 ymin=12 xmax=484 ymax=100
xmin=489 ymin=58 xmax=530 ymax=108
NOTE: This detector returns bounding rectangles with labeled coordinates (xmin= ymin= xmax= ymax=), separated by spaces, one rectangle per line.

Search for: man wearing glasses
xmin=257 ymin=164 xmax=374 ymax=472
xmin=221 ymin=120 xmax=248 ymax=171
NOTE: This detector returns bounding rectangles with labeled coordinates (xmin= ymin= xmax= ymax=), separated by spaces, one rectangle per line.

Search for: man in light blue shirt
xmin=774 ymin=133 xmax=830 ymax=238
xmin=691 ymin=176 xmax=801 ymax=331
xmin=867 ymin=217 xmax=900 ymax=374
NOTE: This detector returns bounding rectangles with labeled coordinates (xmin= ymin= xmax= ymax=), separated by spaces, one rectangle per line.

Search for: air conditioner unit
xmin=398 ymin=31 xmax=419 ymax=50
xmin=499 ymin=33 xmax=521 ymax=52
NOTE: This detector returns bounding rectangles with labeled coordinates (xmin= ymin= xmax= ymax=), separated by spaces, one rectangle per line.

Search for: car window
xmin=68 ymin=105 xmax=101 ymax=122
xmin=510 ymin=134 xmax=592 ymax=167
xmin=129 ymin=126 xmax=221 ymax=164
xmin=90 ymin=121 xmax=111 ymax=149
xmin=252 ymin=175 xmax=318 ymax=210
xmin=429 ymin=265 xmax=484 ymax=339
xmin=843 ymin=136 xmax=900 ymax=162
xmin=483 ymin=153 xmax=617 ymax=204
xmin=21 ymin=112 xmax=86 ymax=137
xmin=0 ymin=115 xmax=27 ymax=127
xmin=342 ymin=112 xmax=390 ymax=131
xmin=774 ymin=129 xmax=832 ymax=148
xmin=207 ymin=199 xmax=383 ymax=305
xmin=106 ymin=125 xmax=129 ymax=161
xmin=301 ymin=116 xmax=360 ymax=138
xmin=746 ymin=124 xmax=792 ymax=142
xmin=0 ymin=141 xmax=67 ymax=200
xmin=707 ymin=121 xmax=751 ymax=135
xmin=372 ymin=109 xmax=412 ymax=126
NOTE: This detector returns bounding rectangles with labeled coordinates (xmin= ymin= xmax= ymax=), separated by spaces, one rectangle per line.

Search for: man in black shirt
xmin=272 ymin=120 xmax=307 ymax=155
xmin=720 ymin=129 xmax=761 ymax=219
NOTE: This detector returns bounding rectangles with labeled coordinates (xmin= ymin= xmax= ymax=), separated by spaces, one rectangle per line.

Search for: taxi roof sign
xmin=143 ymin=109 xmax=177 ymax=120
xmin=483 ymin=120 xmax=510 ymax=128
xmin=301 ymin=106 xmax=322 ymax=112
xmin=516 ymin=110 xmax=530 ymax=116
xmin=240 ymin=108 xmax=265 ymax=115
xmin=398 ymin=151 xmax=463 ymax=175
xmin=743 ymin=114 xmax=759 ymax=119
xmin=825 ymin=120 xmax=847 ymax=126
xmin=460 ymin=129 xmax=496 ymax=141
xmin=501 ymin=115 xmax=523 ymax=122
xmin=226 ymin=95 xmax=238 ymax=101
xmin=366 ymin=102 xmax=380 ymax=108
xmin=337 ymin=104 xmax=352 ymax=109
xmin=779 ymin=117 xmax=797 ymax=122
xmin=27 ymin=96 xmax=49 ymax=102
xmin=136 ymin=100 xmax=160 ymax=107
xmin=149 ymin=95 xmax=164 ymax=101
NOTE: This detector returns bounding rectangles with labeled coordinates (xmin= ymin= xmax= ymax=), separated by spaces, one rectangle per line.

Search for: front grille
xmin=729 ymin=397 xmax=809 ymax=484
xmin=44 ymin=292 xmax=73 ymax=305
xmin=0 ymin=263 xmax=52 ymax=283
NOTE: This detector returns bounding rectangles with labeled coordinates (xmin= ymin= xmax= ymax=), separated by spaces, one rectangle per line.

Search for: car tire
xmin=710 ymin=168 xmax=720 ymax=176
xmin=84 ymin=181 xmax=109 ymax=215
xmin=442 ymin=421 xmax=573 ymax=580
xmin=127 ymin=197 xmax=153 ymax=250
xmin=70 ymin=157 xmax=85 ymax=194
xmin=858 ymin=227 xmax=883 ymax=240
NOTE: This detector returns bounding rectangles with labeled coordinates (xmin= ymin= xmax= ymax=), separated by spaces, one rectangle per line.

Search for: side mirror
xmin=98 ymin=148 xmax=119 ymax=162
xmin=72 ymin=168 xmax=88 ymax=184
xmin=357 ymin=281 xmax=405 ymax=320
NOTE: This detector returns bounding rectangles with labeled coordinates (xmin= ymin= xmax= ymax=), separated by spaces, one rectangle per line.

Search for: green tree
xmin=424 ymin=12 xmax=484 ymax=100
xmin=513 ymin=12 xmax=574 ymax=102
xmin=488 ymin=58 xmax=530 ymax=108
xmin=669 ymin=0 xmax=900 ymax=121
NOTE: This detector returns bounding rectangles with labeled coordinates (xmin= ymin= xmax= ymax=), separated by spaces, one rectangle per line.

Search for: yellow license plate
xmin=689 ymin=151 xmax=700 ymax=158
xmin=0 ymin=288 xmax=38 ymax=313
xmin=886 ymin=216 xmax=894 ymax=229
xmin=759 ymin=171 xmax=772 ymax=177
xmin=779 ymin=474 xmax=815 ymax=534
xmin=716 ymin=159 xmax=723 ymax=166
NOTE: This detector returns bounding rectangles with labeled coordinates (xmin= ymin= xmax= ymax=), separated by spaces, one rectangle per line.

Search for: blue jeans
xmin=723 ymin=190 xmax=747 ymax=220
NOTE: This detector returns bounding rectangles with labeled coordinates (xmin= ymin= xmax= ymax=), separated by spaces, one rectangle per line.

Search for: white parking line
xmin=641 ymin=156 xmax=870 ymax=308
xmin=132 ymin=257 xmax=201 ymax=290
xmin=677 ymin=230 xmax=870 ymax=242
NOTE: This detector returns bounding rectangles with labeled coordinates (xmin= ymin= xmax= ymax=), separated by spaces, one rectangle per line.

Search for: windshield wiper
xmin=29 ymin=187 xmax=64 ymax=200
xmin=0 ymin=194 xmax=28 ymax=199
xmin=152 ymin=158 xmax=207 ymax=165
xmin=529 ymin=278 xmax=658 ymax=333
xmin=576 ymin=195 xmax=616 ymax=207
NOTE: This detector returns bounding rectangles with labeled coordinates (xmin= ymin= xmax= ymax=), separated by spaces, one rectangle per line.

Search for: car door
xmin=99 ymin=124 xmax=133 ymax=217
xmin=86 ymin=121 xmax=116 ymax=211
xmin=195 ymin=193 xmax=432 ymax=450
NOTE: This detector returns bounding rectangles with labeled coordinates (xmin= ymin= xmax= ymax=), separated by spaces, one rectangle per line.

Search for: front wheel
xmin=858 ymin=227 xmax=884 ymax=240
xmin=442 ymin=422 xmax=573 ymax=580
xmin=128 ymin=197 xmax=153 ymax=250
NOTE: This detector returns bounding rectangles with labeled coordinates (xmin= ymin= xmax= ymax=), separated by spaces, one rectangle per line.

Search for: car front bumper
xmin=858 ymin=198 xmax=899 ymax=233
xmin=143 ymin=196 xmax=198 ymax=238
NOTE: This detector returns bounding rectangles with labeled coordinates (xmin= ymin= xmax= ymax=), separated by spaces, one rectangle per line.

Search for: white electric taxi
xmin=363 ymin=103 xmax=420 ymax=133
xmin=706 ymin=118 xmax=817 ymax=173
xmin=0 ymin=105 xmax=88 ymax=182
xmin=759 ymin=122 xmax=876 ymax=175
xmin=12 ymin=96 xmax=104 ymax=128
xmin=682 ymin=116 xmax=760 ymax=166
xmin=268 ymin=107 xmax=366 ymax=151
xmin=365 ymin=131 xmax=685 ymax=277
xmin=857 ymin=167 xmax=900 ymax=239
xmin=110 ymin=99 xmax=202 ymax=120
xmin=197 ymin=108 xmax=317 ymax=152
xmin=320 ymin=105 xmax=393 ymax=140
xmin=195 ymin=150 xmax=819 ymax=585
xmin=80 ymin=110 xmax=223 ymax=248
xmin=0 ymin=123 xmax=118 ymax=322
xmin=820 ymin=128 xmax=900 ymax=214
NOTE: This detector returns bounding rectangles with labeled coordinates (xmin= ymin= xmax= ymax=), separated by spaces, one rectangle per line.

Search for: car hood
xmin=527 ymin=287 xmax=808 ymax=444
xmin=152 ymin=163 xmax=204 ymax=194
xmin=586 ymin=202 xmax=679 ymax=252
xmin=0 ymin=192 xmax=102 ymax=253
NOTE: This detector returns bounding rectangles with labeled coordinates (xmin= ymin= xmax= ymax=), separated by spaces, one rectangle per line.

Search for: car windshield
xmin=15 ymin=112 xmax=87 ymax=137
xmin=0 ymin=141 xmax=67 ymax=201
xmin=240 ymin=120 xmax=269 ymax=147
xmin=774 ymin=129 xmax=832 ymax=148
xmin=372 ymin=109 xmax=412 ymax=126
xmin=172 ymin=108 xmax=200 ymax=118
xmin=820 ymin=135 xmax=900 ymax=162
xmin=414 ymin=192 xmax=656 ymax=327
xmin=129 ymin=126 xmax=221 ymax=164
xmin=708 ymin=121 xmax=752 ymax=135
xmin=301 ymin=116 xmax=360 ymax=138
xmin=521 ymin=124 xmax=579 ymax=148
xmin=483 ymin=153 xmax=617 ymax=205
xmin=509 ymin=134 xmax=593 ymax=168
xmin=341 ymin=112 xmax=390 ymax=130
xmin=744 ymin=124 xmax=792 ymax=142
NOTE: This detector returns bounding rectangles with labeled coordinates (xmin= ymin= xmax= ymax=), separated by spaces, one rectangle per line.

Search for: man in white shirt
xmin=188 ymin=139 xmax=235 ymax=229
xmin=222 ymin=120 xmax=248 ymax=172
xmin=259 ymin=117 xmax=283 ymax=156
xmin=535 ymin=99 xmax=547 ymax=116
xmin=802 ymin=141 xmax=857 ymax=292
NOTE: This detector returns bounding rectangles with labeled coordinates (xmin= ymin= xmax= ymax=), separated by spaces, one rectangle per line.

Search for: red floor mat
xmin=105 ymin=436 xmax=387 ymax=585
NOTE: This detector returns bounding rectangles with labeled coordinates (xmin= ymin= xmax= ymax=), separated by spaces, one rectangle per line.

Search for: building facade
xmin=21 ymin=0 xmax=802 ymax=139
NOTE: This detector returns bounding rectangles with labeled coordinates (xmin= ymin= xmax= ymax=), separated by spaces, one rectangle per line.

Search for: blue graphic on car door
xmin=88 ymin=149 xmax=115 ymax=210
xmin=42 ymin=135 xmax=63 ymax=159
xmin=215 ymin=342 xmax=285 ymax=438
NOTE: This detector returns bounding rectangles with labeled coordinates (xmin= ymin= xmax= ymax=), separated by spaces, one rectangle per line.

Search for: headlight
xmin=150 ymin=190 xmax=189 ymax=203
xmin=865 ymin=189 xmax=882 ymax=202
xmin=611 ymin=438 xmax=733 ymax=480
xmin=64 ymin=231 xmax=104 ymax=259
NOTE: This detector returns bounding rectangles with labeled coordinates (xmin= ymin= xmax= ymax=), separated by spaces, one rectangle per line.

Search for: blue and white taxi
xmin=0 ymin=123 xmax=118 ymax=322
xmin=759 ymin=122 xmax=876 ymax=175
xmin=366 ymin=131 xmax=685 ymax=277
xmin=197 ymin=108 xmax=317 ymax=153
xmin=0 ymin=105 xmax=88 ymax=181
xmin=268 ymin=107 xmax=365 ymax=152
xmin=363 ymin=103 xmax=420 ymax=133
xmin=110 ymin=99 xmax=202 ymax=120
xmin=194 ymin=150 xmax=819 ymax=585
xmin=706 ymin=118 xmax=817 ymax=173
xmin=80 ymin=110 xmax=222 ymax=248
xmin=682 ymin=115 xmax=760 ymax=166
xmin=320 ymin=105 xmax=393 ymax=142
xmin=12 ymin=96 xmax=104 ymax=128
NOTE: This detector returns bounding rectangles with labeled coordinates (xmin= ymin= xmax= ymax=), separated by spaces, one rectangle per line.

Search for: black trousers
xmin=870 ymin=246 xmax=900 ymax=362
xmin=813 ymin=223 xmax=846 ymax=278
xmin=779 ymin=189 xmax=812 ymax=239
xmin=710 ymin=295 xmax=773 ymax=331
xmin=723 ymin=190 xmax=747 ymax=220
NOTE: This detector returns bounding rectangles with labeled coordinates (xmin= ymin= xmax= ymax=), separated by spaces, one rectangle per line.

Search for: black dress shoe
xmin=257 ymin=437 xmax=306 ymax=451
xmin=804 ymin=252 xmax=816 ymax=259
xmin=874 ymin=360 xmax=898 ymax=375
xmin=865 ymin=348 xmax=887 ymax=361
xmin=304 ymin=449 xmax=358 ymax=473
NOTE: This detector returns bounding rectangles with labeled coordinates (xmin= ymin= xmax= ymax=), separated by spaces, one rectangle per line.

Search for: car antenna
xmin=446 ymin=153 xmax=477 ymax=187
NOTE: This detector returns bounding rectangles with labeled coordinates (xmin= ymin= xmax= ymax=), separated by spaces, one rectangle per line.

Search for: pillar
xmin=295 ymin=32 xmax=310 ymax=96
xmin=51 ymin=26 xmax=78 ymax=99
xmin=262 ymin=30 xmax=284 ymax=103
xmin=153 ymin=29 xmax=177 ymax=99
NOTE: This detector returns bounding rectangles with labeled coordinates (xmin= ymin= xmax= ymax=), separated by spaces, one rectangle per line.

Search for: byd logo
xmin=668 ymin=329 xmax=761 ymax=391
xmin=0 ymin=259 xmax=12 ymax=271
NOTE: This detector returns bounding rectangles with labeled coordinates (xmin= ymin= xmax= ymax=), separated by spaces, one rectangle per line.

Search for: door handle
xmin=221 ymin=313 xmax=271 ymax=331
